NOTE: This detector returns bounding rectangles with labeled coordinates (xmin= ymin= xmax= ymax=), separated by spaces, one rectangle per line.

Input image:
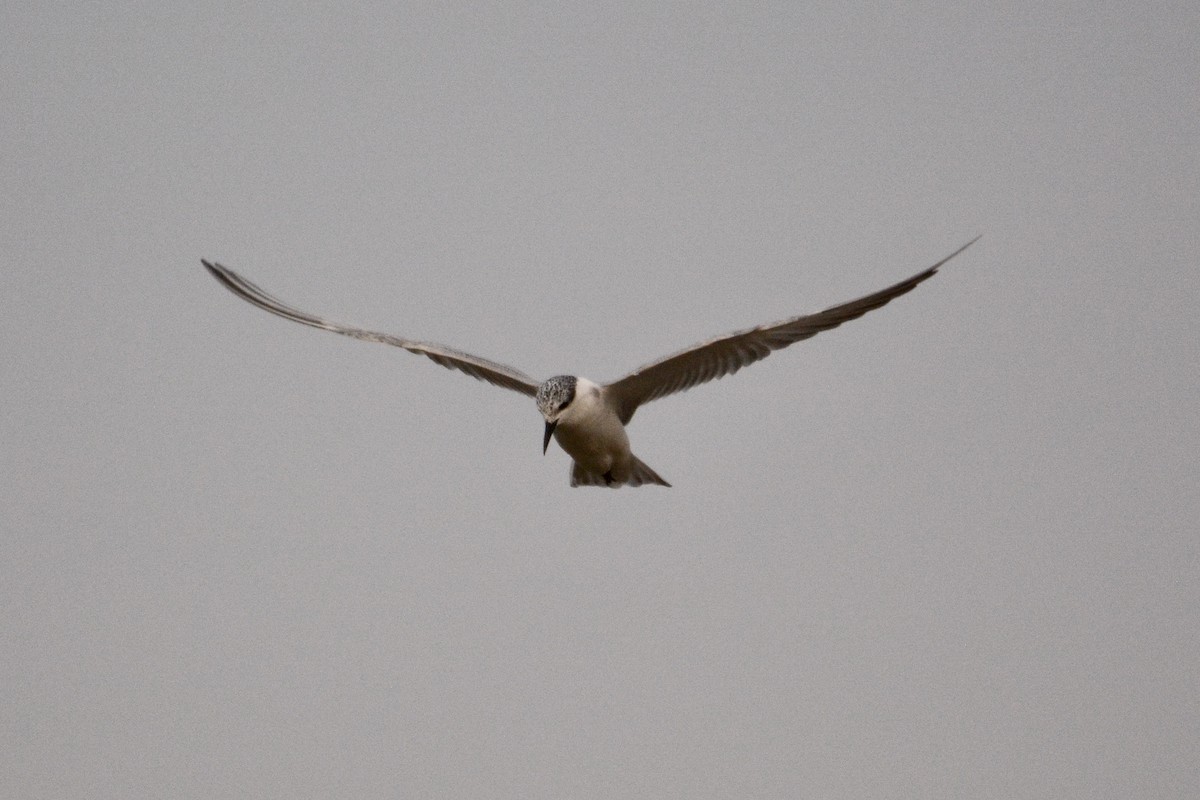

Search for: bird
xmin=202 ymin=237 xmax=977 ymax=488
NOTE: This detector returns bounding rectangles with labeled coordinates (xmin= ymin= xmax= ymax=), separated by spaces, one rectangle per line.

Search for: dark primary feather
xmin=604 ymin=237 xmax=979 ymax=423
xmin=201 ymin=260 xmax=540 ymax=397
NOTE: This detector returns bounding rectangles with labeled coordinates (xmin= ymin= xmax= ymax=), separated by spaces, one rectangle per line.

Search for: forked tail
xmin=570 ymin=456 xmax=672 ymax=488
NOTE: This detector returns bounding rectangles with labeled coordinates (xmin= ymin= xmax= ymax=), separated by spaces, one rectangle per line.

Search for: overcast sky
xmin=3 ymin=3 xmax=1197 ymax=798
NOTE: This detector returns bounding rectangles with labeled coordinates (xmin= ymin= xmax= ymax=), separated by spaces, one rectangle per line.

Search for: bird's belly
xmin=554 ymin=419 xmax=630 ymax=474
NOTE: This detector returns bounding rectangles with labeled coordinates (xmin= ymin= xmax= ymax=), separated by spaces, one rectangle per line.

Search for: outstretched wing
xmin=604 ymin=237 xmax=978 ymax=423
xmin=202 ymin=260 xmax=540 ymax=397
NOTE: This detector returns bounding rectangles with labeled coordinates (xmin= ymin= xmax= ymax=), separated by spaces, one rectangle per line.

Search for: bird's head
xmin=535 ymin=375 xmax=577 ymax=454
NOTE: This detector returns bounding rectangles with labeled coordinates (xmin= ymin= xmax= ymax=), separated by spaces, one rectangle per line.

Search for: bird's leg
xmin=603 ymin=470 xmax=615 ymax=485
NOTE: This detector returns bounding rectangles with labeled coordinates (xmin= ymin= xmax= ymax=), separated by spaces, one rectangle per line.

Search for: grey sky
xmin=3 ymin=3 xmax=1197 ymax=798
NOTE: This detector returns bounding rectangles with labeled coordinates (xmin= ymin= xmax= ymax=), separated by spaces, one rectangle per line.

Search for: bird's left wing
xmin=604 ymin=238 xmax=978 ymax=423
xmin=202 ymin=261 xmax=541 ymax=397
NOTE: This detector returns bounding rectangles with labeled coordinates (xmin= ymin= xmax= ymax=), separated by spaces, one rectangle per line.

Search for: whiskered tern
xmin=203 ymin=238 xmax=977 ymax=487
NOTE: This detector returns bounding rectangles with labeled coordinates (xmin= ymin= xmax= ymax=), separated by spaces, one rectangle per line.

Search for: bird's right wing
xmin=604 ymin=238 xmax=978 ymax=423
xmin=202 ymin=260 xmax=541 ymax=397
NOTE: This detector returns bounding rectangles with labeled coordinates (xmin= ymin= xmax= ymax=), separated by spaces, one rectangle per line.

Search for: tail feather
xmin=570 ymin=456 xmax=672 ymax=488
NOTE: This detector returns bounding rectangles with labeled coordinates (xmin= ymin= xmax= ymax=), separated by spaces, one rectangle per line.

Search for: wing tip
xmin=201 ymin=258 xmax=245 ymax=297
xmin=201 ymin=258 xmax=234 ymax=284
xmin=931 ymin=235 xmax=982 ymax=273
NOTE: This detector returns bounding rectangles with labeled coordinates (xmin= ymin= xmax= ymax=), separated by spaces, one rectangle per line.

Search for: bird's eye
xmin=558 ymin=400 xmax=569 ymax=411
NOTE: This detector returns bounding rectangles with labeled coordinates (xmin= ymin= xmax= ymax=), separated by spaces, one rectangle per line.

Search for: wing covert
xmin=604 ymin=238 xmax=978 ymax=423
xmin=202 ymin=260 xmax=540 ymax=397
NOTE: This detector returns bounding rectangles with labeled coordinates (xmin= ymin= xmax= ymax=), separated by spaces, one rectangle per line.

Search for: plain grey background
xmin=3 ymin=3 xmax=1197 ymax=798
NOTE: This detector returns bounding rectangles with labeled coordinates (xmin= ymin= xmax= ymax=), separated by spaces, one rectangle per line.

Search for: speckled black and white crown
xmin=536 ymin=375 xmax=577 ymax=417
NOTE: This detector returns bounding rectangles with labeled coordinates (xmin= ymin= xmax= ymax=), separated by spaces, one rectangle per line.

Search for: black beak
xmin=542 ymin=419 xmax=557 ymax=455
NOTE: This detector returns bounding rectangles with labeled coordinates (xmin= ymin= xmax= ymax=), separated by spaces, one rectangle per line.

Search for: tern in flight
xmin=203 ymin=237 xmax=977 ymax=487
